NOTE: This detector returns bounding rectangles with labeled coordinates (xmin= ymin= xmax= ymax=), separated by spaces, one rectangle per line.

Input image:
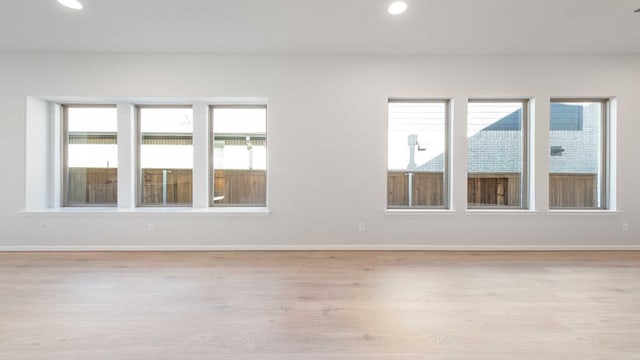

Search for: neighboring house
xmin=416 ymin=103 xmax=598 ymax=174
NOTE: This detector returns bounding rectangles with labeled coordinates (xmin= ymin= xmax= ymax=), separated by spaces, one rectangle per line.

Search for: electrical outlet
xmin=358 ymin=222 xmax=366 ymax=232
xmin=621 ymin=223 xmax=629 ymax=232
xmin=147 ymin=223 xmax=156 ymax=232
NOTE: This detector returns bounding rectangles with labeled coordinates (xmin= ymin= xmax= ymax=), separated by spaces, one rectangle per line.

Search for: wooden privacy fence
xmin=142 ymin=169 xmax=193 ymax=205
xmin=549 ymin=173 xmax=597 ymax=208
xmin=69 ymin=168 xmax=595 ymax=208
xmin=388 ymin=171 xmax=597 ymax=208
xmin=214 ymin=170 xmax=266 ymax=206
xmin=467 ymin=173 xmax=521 ymax=207
xmin=387 ymin=172 xmax=444 ymax=207
xmin=67 ymin=168 xmax=117 ymax=205
xmin=68 ymin=168 xmax=266 ymax=205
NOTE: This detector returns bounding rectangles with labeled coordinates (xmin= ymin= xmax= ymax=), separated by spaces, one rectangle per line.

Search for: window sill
xmin=385 ymin=209 xmax=458 ymax=215
xmin=465 ymin=209 xmax=540 ymax=216
xmin=546 ymin=210 xmax=621 ymax=216
xmin=19 ymin=207 xmax=271 ymax=216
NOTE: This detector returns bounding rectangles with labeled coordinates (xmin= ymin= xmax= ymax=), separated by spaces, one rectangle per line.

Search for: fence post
xmin=162 ymin=169 xmax=168 ymax=205
xmin=407 ymin=172 xmax=413 ymax=207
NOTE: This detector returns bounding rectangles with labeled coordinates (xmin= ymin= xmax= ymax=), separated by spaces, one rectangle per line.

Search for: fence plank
xmin=214 ymin=170 xmax=266 ymax=206
xmin=388 ymin=172 xmax=444 ymax=207
xmin=68 ymin=168 xmax=117 ymax=205
xmin=69 ymin=169 xmax=596 ymax=208
xmin=141 ymin=169 xmax=193 ymax=205
xmin=549 ymin=173 xmax=597 ymax=208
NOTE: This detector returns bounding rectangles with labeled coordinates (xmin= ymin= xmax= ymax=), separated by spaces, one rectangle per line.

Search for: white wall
xmin=1 ymin=53 xmax=638 ymax=250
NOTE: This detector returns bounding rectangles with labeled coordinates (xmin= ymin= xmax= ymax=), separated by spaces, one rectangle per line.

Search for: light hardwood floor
xmin=1 ymin=251 xmax=639 ymax=359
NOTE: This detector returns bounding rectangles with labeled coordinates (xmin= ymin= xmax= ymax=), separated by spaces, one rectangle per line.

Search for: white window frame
xmin=209 ymin=104 xmax=268 ymax=208
xmin=61 ymin=104 xmax=118 ymax=208
xmin=387 ymin=99 xmax=451 ymax=210
xmin=466 ymin=98 xmax=530 ymax=210
xmin=136 ymin=104 xmax=194 ymax=208
xmin=549 ymin=98 xmax=610 ymax=210
xmin=20 ymin=97 xmax=269 ymax=214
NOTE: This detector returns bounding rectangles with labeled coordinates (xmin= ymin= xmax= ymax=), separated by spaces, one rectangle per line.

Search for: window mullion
xmin=53 ymin=103 xmax=63 ymax=208
xmin=117 ymin=102 xmax=136 ymax=209
xmin=192 ymin=103 xmax=209 ymax=209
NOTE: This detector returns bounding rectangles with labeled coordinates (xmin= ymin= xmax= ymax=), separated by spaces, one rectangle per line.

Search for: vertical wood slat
xmin=68 ymin=169 xmax=597 ymax=208
xmin=467 ymin=174 xmax=520 ymax=207
xmin=214 ymin=170 xmax=266 ymax=206
xmin=496 ymin=179 xmax=505 ymax=206
xmin=549 ymin=173 xmax=597 ymax=208
xmin=67 ymin=168 xmax=117 ymax=205
xmin=387 ymin=172 xmax=444 ymax=207
xmin=141 ymin=169 xmax=193 ymax=205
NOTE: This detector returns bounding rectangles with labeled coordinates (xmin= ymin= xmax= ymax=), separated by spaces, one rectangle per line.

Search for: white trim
xmin=465 ymin=210 xmax=541 ymax=216
xmin=18 ymin=207 xmax=271 ymax=216
xmin=192 ymin=103 xmax=210 ymax=209
xmin=117 ymin=102 xmax=136 ymax=209
xmin=1 ymin=245 xmax=639 ymax=252
xmin=451 ymin=98 xmax=468 ymax=214
xmin=37 ymin=96 xmax=269 ymax=106
xmin=546 ymin=210 xmax=622 ymax=216
xmin=385 ymin=209 xmax=458 ymax=215
xmin=52 ymin=103 xmax=62 ymax=208
xmin=608 ymin=97 xmax=618 ymax=211
xmin=532 ymin=95 xmax=550 ymax=213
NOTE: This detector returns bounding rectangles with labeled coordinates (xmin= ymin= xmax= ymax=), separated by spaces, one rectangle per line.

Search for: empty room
xmin=1 ymin=0 xmax=639 ymax=359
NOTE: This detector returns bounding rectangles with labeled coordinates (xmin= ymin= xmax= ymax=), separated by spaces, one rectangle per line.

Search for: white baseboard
xmin=1 ymin=245 xmax=639 ymax=251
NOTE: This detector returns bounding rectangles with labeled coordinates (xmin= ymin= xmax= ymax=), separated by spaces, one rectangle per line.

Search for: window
xmin=138 ymin=106 xmax=193 ymax=206
xmin=549 ymin=99 xmax=608 ymax=209
xmin=211 ymin=106 xmax=267 ymax=207
xmin=387 ymin=100 xmax=449 ymax=208
xmin=467 ymin=100 xmax=528 ymax=209
xmin=63 ymin=105 xmax=118 ymax=206
xmin=28 ymin=98 xmax=271 ymax=212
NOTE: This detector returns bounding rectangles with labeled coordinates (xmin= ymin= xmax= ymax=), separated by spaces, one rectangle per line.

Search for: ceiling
xmin=1 ymin=0 xmax=639 ymax=55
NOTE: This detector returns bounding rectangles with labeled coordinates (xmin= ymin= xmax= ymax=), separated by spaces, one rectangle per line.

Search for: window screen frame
xmin=387 ymin=98 xmax=451 ymax=210
xmin=62 ymin=104 xmax=118 ymax=208
xmin=549 ymin=98 xmax=609 ymax=210
xmin=209 ymin=104 xmax=268 ymax=208
xmin=466 ymin=98 xmax=530 ymax=210
xmin=136 ymin=104 xmax=194 ymax=208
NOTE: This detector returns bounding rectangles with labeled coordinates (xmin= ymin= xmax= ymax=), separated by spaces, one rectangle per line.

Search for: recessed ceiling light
xmin=57 ymin=0 xmax=83 ymax=10
xmin=388 ymin=1 xmax=408 ymax=15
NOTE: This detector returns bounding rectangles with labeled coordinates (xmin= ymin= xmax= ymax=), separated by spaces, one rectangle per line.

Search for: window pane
xmin=139 ymin=107 xmax=193 ymax=206
xmin=467 ymin=101 xmax=525 ymax=208
xmin=549 ymin=101 xmax=604 ymax=209
xmin=388 ymin=101 xmax=447 ymax=208
xmin=212 ymin=107 xmax=267 ymax=207
xmin=66 ymin=106 xmax=117 ymax=206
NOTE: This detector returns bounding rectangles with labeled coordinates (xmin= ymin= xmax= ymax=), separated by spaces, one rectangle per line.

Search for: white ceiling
xmin=1 ymin=0 xmax=639 ymax=55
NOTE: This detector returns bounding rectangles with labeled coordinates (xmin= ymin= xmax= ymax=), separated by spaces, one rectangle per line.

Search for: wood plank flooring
xmin=1 ymin=251 xmax=639 ymax=359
